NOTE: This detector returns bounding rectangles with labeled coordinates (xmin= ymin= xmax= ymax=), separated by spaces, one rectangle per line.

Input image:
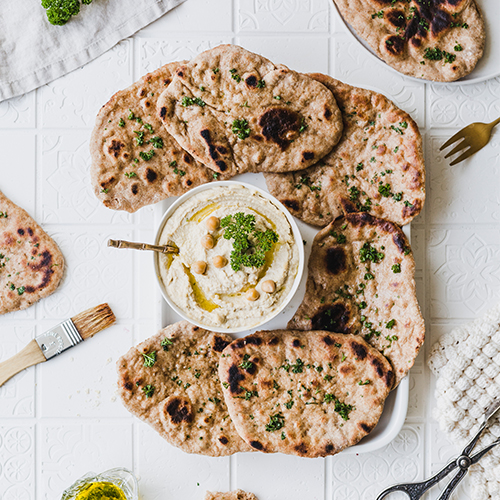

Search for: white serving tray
xmin=154 ymin=172 xmax=409 ymax=455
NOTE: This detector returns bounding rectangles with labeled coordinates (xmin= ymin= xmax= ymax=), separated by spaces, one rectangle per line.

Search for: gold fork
xmin=440 ymin=116 xmax=500 ymax=166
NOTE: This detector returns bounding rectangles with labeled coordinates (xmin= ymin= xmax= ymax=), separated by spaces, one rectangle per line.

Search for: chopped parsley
xmin=148 ymin=136 xmax=164 ymax=148
xmin=386 ymin=319 xmax=396 ymax=329
xmin=424 ymin=47 xmax=456 ymax=64
xmin=144 ymin=123 xmax=154 ymax=133
xmin=299 ymin=117 xmax=308 ymax=133
xmin=371 ymin=10 xmax=383 ymax=18
xmin=378 ymin=183 xmax=392 ymax=197
xmin=295 ymin=175 xmax=321 ymax=192
xmin=139 ymin=150 xmax=155 ymax=161
xmin=161 ymin=337 xmax=173 ymax=351
xmin=265 ymin=412 xmax=285 ymax=432
xmin=392 ymin=263 xmax=401 ymax=273
xmin=181 ymin=96 xmax=206 ymax=107
xmin=392 ymin=192 xmax=403 ymax=202
xmin=291 ymin=358 xmax=304 ymax=374
xmin=229 ymin=69 xmax=241 ymax=83
xmin=257 ymin=79 xmax=266 ymax=88
xmin=142 ymin=351 xmax=157 ymax=367
xmin=118 ymin=118 xmax=125 ymax=127
xmin=221 ymin=212 xmax=278 ymax=271
xmin=359 ymin=242 xmax=384 ymax=264
xmin=454 ymin=43 xmax=463 ymax=51
xmin=358 ymin=380 xmax=370 ymax=386
xmin=231 ymin=119 xmax=251 ymax=140
xmin=142 ymin=385 xmax=155 ymax=398
xmin=239 ymin=354 xmax=254 ymax=370
xmin=324 ymin=394 xmax=354 ymax=421
xmin=134 ymin=131 xmax=145 ymax=146
xmin=124 ymin=172 xmax=137 ymax=178
xmin=17 ymin=286 xmax=25 ymax=296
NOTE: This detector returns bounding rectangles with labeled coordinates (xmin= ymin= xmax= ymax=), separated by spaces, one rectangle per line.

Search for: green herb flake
xmin=142 ymin=384 xmax=155 ymax=398
xmin=265 ymin=412 xmax=285 ymax=432
xmin=161 ymin=337 xmax=173 ymax=351
xmin=231 ymin=119 xmax=251 ymax=140
xmin=148 ymin=136 xmax=164 ymax=148
xmin=239 ymin=354 xmax=254 ymax=370
xmin=142 ymin=351 xmax=157 ymax=367
xmin=392 ymin=263 xmax=401 ymax=273
xmin=386 ymin=319 xmax=396 ymax=329
xmin=118 ymin=118 xmax=125 ymax=127
xmin=139 ymin=150 xmax=155 ymax=161
xmin=181 ymin=96 xmax=206 ymax=107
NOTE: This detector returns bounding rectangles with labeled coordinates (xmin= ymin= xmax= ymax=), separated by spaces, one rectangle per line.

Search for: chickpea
xmin=201 ymin=234 xmax=215 ymax=249
xmin=213 ymin=255 xmax=227 ymax=268
xmin=261 ymin=280 xmax=276 ymax=293
xmin=205 ymin=216 xmax=220 ymax=232
xmin=192 ymin=261 xmax=207 ymax=274
xmin=245 ymin=288 xmax=260 ymax=301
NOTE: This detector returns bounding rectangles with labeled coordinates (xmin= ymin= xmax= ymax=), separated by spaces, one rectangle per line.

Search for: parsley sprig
xmin=221 ymin=213 xmax=278 ymax=271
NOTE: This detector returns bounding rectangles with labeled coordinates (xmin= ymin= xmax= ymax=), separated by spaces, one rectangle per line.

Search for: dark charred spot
xmin=209 ymin=144 xmax=219 ymax=160
xmin=432 ymin=8 xmax=452 ymax=35
xmin=140 ymin=89 xmax=146 ymax=97
xmin=350 ymin=341 xmax=367 ymax=360
xmin=359 ymin=422 xmax=374 ymax=434
xmin=253 ymin=135 xmax=263 ymax=142
xmin=250 ymin=440 xmax=264 ymax=450
xmin=403 ymin=199 xmax=421 ymax=218
xmin=165 ymin=397 xmax=193 ymax=424
xmin=145 ymin=101 xmax=151 ymax=108
xmin=245 ymin=75 xmax=258 ymax=87
xmin=131 ymin=184 xmax=139 ymax=195
xmin=323 ymin=336 xmax=334 ymax=346
xmin=385 ymin=36 xmax=405 ymax=55
xmin=215 ymin=160 xmax=227 ymax=172
xmin=302 ymin=152 xmax=314 ymax=161
xmin=259 ymin=108 xmax=301 ymax=151
xmin=100 ymin=176 xmax=116 ymax=190
xmin=124 ymin=381 xmax=133 ymax=391
xmin=245 ymin=336 xmax=262 ymax=346
xmin=27 ymin=250 xmax=54 ymax=292
xmin=186 ymin=180 xmax=193 ymax=187
xmin=228 ymin=364 xmax=245 ymax=394
xmin=213 ymin=336 xmax=230 ymax=353
xmin=292 ymin=339 xmax=301 ymax=348
xmin=146 ymin=168 xmax=157 ymax=183
xmin=282 ymin=199 xmax=299 ymax=212
xmin=326 ymin=246 xmax=346 ymax=275
xmin=268 ymin=337 xmax=279 ymax=346
xmin=386 ymin=370 xmax=395 ymax=388
xmin=339 ymin=365 xmax=353 ymax=375
xmin=392 ymin=232 xmax=407 ymax=254
xmin=325 ymin=444 xmax=334 ymax=454
xmin=217 ymin=145 xmax=228 ymax=154
xmin=183 ymin=154 xmax=192 ymax=164
xmin=371 ymin=357 xmax=385 ymax=378
xmin=160 ymin=107 xmax=167 ymax=119
xmin=177 ymin=71 xmax=184 ymax=77
xmin=410 ymin=36 xmax=422 ymax=48
xmin=108 ymin=140 xmax=125 ymax=158
xmin=340 ymin=198 xmax=357 ymax=214
xmin=324 ymin=107 xmax=332 ymax=119
xmin=163 ymin=78 xmax=171 ymax=86
xmin=347 ymin=212 xmax=374 ymax=228
xmin=27 ymin=228 xmax=33 ymax=236
xmin=17 ymin=229 xmax=25 ymax=236
xmin=236 ymin=340 xmax=245 ymax=348
xmin=386 ymin=9 xmax=407 ymax=28
xmin=31 ymin=248 xmax=37 ymax=256
xmin=295 ymin=443 xmax=308 ymax=455
xmin=123 ymin=153 xmax=129 ymax=159
xmin=219 ymin=436 xmax=229 ymax=445
xmin=312 ymin=303 xmax=351 ymax=334
xmin=200 ymin=129 xmax=211 ymax=142
xmin=261 ymin=379 xmax=273 ymax=389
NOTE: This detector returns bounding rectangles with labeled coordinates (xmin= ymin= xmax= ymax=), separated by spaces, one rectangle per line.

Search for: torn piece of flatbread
xmin=116 ymin=321 xmax=252 ymax=456
xmin=0 ymin=190 xmax=64 ymax=315
xmin=288 ymin=212 xmax=424 ymax=387
xmin=265 ymin=73 xmax=425 ymax=227
xmin=157 ymin=44 xmax=343 ymax=176
xmin=90 ymin=61 xmax=228 ymax=213
xmin=333 ymin=0 xmax=485 ymax=82
xmin=219 ymin=330 xmax=394 ymax=457
xmin=205 ymin=490 xmax=258 ymax=500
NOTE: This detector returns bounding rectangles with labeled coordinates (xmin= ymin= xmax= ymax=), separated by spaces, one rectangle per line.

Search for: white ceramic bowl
xmin=154 ymin=181 xmax=305 ymax=334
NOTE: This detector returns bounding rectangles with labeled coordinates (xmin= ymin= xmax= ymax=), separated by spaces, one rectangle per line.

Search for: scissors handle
xmin=376 ymin=461 xmax=457 ymax=500
xmin=437 ymin=468 xmax=468 ymax=500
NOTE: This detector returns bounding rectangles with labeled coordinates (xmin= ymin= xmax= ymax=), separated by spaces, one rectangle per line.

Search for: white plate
xmin=333 ymin=0 xmax=500 ymax=85
xmin=154 ymin=172 xmax=409 ymax=454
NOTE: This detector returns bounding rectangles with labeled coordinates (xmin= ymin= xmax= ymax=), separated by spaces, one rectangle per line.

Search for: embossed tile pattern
xmin=0 ymin=0 xmax=499 ymax=498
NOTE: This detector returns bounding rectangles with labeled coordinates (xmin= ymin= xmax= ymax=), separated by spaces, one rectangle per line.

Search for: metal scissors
xmin=376 ymin=398 xmax=500 ymax=500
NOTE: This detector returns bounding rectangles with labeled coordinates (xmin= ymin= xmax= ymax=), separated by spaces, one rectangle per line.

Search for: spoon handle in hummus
xmin=107 ymin=239 xmax=178 ymax=254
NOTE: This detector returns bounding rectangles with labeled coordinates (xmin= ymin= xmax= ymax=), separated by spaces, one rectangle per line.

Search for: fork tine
xmin=444 ymin=139 xmax=469 ymax=159
xmin=440 ymin=130 xmax=467 ymax=150
xmin=449 ymin=147 xmax=476 ymax=166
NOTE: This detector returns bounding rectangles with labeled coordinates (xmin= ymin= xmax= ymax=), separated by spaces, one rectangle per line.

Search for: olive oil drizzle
xmin=183 ymin=264 xmax=219 ymax=312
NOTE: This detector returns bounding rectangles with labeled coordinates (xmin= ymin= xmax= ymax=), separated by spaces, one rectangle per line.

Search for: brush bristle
xmin=71 ymin=303 xmax=116 ymax=340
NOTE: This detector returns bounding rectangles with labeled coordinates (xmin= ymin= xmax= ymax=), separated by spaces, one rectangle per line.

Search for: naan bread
xmin=205 ymin=491 xmax=258 ymax=500
xmin=219 ymin=330 xmax=394 ymax=457
xmin=157 ymin=44 xmax=343 ymax=176
xmin=0 ymin=190 xmax=64 ymax=315
xmin=116 ymin=321 xmax=251 ymax=456
xmin=288 ymin=212 xmax=424 ymax=386
xmin=90 ymin=62 xmax=227 ymax=213
xmin=333 ymin=0 xmax=485 ymax=82
xmin=265 ymin=73 xmax=425 ymax=227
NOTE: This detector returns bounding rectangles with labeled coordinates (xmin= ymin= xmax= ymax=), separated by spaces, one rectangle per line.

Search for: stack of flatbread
xmin=91 ymin=44 xmax=425 ymax=227
xmin=0 ymin=190 xmax=64 ymax=315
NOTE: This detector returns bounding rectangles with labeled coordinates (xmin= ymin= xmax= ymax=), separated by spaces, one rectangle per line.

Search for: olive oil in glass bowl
xmin=61 ymin=468 xmax=138 ymax=500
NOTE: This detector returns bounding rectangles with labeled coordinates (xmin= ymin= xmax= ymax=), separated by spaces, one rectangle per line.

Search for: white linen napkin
xmin=0 ymin=0 xmax=186 ymax=102
xmin=428 ymin=303 xmax=500 ymax=499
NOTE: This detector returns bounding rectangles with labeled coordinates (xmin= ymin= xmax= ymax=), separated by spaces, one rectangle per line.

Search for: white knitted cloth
xmin=428 ymin=303 xmax=500 ymax=500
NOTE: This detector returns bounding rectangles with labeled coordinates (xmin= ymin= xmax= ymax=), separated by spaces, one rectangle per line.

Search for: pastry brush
xmin=0 ymin=303 xmax=116 ymax=387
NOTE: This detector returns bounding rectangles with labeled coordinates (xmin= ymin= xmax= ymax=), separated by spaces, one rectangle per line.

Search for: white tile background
xmin=1 ymin=0 xmax=500 ymax=498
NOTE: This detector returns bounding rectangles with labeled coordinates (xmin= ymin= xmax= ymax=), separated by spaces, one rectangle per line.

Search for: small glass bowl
xmin=61 ymin=468 xmax=138 ymax=500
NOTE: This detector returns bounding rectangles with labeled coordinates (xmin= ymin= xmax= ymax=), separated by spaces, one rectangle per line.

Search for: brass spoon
xmin=107 ymin=239 xmax=178 ymax=254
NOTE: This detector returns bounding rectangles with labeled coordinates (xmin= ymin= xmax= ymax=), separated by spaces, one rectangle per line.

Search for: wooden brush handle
xmin=0 ymin=339 xmax=46 ymax=387
xmin=107 ymin=239 xmax=178 ymax=254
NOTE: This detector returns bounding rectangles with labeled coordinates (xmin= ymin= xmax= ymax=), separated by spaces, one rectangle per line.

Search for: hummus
xmin=158 ymin=185 xmax=300 ymax=329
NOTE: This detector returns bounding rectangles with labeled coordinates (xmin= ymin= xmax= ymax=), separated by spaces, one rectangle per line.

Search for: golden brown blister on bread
xmin=90 ymin=61 xmax=228 ymax=213
xmin=265 ymin=73 xmax=425 ymax=227
xmin=116 ymin=321 xmax=252 ymax=456
xmin=333 ymin=0 xmax=484 ymax=82
xmin=157 ymin=44 xmax=343 ymax=176
xmin=0 ymin=190 xmax=64 ymax=315
xmin=219 ymin=330 xmax=394 ymax=457
xmin=289 ymin=212 xmax=424 ymax=386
